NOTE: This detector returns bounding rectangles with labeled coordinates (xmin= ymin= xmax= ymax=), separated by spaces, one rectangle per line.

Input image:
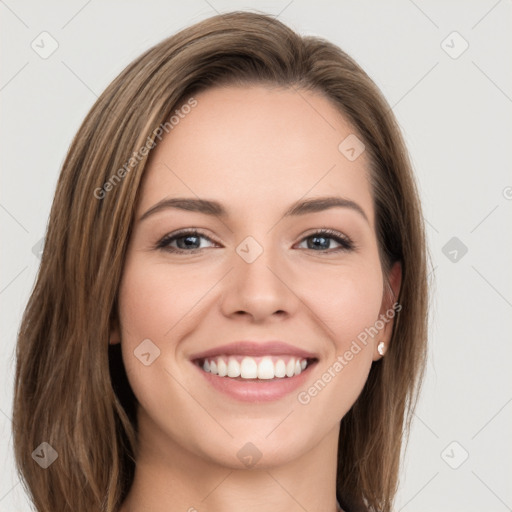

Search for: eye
xmin=156 ymin=229 xmax=219 ymax=253
xmin=156 ymin=228 xmax=355 ymax=254
xmin=296 ymin=229 xmax=355 ymax=253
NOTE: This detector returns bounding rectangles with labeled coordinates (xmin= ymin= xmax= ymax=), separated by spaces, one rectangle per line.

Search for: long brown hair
xmin=13 ymin=11 xmax=429 ymax=512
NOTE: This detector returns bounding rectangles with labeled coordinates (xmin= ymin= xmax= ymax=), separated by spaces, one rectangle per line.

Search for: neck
xmin=120 ymin=411 xmax=341 ymax=512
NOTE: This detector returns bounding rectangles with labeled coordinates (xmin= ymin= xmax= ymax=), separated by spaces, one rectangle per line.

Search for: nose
xmin=219 ymin=241 xmax=298 ymax=323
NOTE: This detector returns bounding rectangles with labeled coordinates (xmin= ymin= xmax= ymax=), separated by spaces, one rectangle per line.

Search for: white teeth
xmin=257 ymin=357 xmax=275 ymax=379
xmin=227 ymin=358 xmax=240 ymax=378
xmin=275 ymin=359 xmax=286 ymax=378
xmin=201 ymin=355 xmax=310 ymax=379
xmin=240 ymin=357 xmax=258 ymax=378
xmin=217 ymin=358 xmax=227 ymax=377
xmin=286 ymin=359 xmax=295 ymax=377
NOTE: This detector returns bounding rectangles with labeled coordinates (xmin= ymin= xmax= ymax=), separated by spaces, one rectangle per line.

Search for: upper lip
xmin=189 ymin=341 xmax=318 ymax=360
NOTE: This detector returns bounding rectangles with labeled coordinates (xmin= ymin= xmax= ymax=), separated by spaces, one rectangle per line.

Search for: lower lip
xmin=193 ymin=361 xmax=317 ymax=402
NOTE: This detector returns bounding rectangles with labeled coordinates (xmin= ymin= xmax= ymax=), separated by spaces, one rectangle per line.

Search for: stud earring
xmin=377 ymin=341 xmax=385 ymax=356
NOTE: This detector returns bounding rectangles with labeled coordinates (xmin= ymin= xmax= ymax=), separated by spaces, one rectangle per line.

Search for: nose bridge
xmin=221 ymin=233 xmax=296 ymax=319
xmin=235 ymin=233 xmax=284 ymax=290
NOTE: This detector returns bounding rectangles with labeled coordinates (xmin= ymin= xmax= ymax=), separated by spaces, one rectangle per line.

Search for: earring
xmin=377 ymin=341 xmax=385 ymax=356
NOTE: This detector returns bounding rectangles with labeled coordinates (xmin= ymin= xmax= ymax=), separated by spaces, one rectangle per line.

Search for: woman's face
xmin=113 ymin=85 xmax=400 ymax=469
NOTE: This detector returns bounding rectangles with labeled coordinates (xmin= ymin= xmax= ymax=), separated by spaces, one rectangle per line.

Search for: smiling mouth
xmin=194 ymin=355 xmax=318 ymax=380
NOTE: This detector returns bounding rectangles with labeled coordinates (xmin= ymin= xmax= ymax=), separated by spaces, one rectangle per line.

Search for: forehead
xmin=138 ymin=85 xmax=374 ymax=226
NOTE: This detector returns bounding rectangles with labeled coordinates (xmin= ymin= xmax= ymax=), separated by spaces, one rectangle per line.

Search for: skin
xmin=113 ymin=85 xmax=401 ymax=512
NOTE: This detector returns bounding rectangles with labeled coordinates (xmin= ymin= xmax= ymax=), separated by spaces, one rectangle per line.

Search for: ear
xmin=373 ymin=261 xmax=402 ymax=361
xmin=109 ymin=314 xmax=121 ymax=345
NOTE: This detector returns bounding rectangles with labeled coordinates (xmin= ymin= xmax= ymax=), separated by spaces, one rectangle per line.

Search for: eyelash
xmin=155 ymin=228 xmax=355 ymax=254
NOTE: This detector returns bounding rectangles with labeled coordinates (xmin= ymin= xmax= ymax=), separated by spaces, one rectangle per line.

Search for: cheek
xmin=296 ymin=259 xmax=384 ymax=348
xmin=117 ymin=258 xmax=203 ymax=344
xmin=116 ymin=260 xmax=183 ymax=388
xmin=116 ymin=259 xmax=204 ymax=428
xmin=291 ymin=263 xmax=383 ymax=418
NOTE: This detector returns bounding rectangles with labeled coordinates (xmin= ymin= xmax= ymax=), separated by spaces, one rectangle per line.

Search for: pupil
xmin=309 ymin=236 xmax=329 ymax=250
xmin=178 ymin=235 xmax=200 ymax=249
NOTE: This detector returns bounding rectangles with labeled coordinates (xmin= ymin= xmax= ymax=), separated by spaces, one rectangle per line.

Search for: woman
xmin=13 ymin=11 xmax=429 ymax=512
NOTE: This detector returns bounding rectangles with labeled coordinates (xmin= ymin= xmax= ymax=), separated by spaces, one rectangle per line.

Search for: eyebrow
xmin=139 ymin=196 xmax=369 ymax=224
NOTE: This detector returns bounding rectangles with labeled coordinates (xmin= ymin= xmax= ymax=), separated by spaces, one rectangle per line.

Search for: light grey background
xmin=1 ymin=1 xmax=511 ymax=510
